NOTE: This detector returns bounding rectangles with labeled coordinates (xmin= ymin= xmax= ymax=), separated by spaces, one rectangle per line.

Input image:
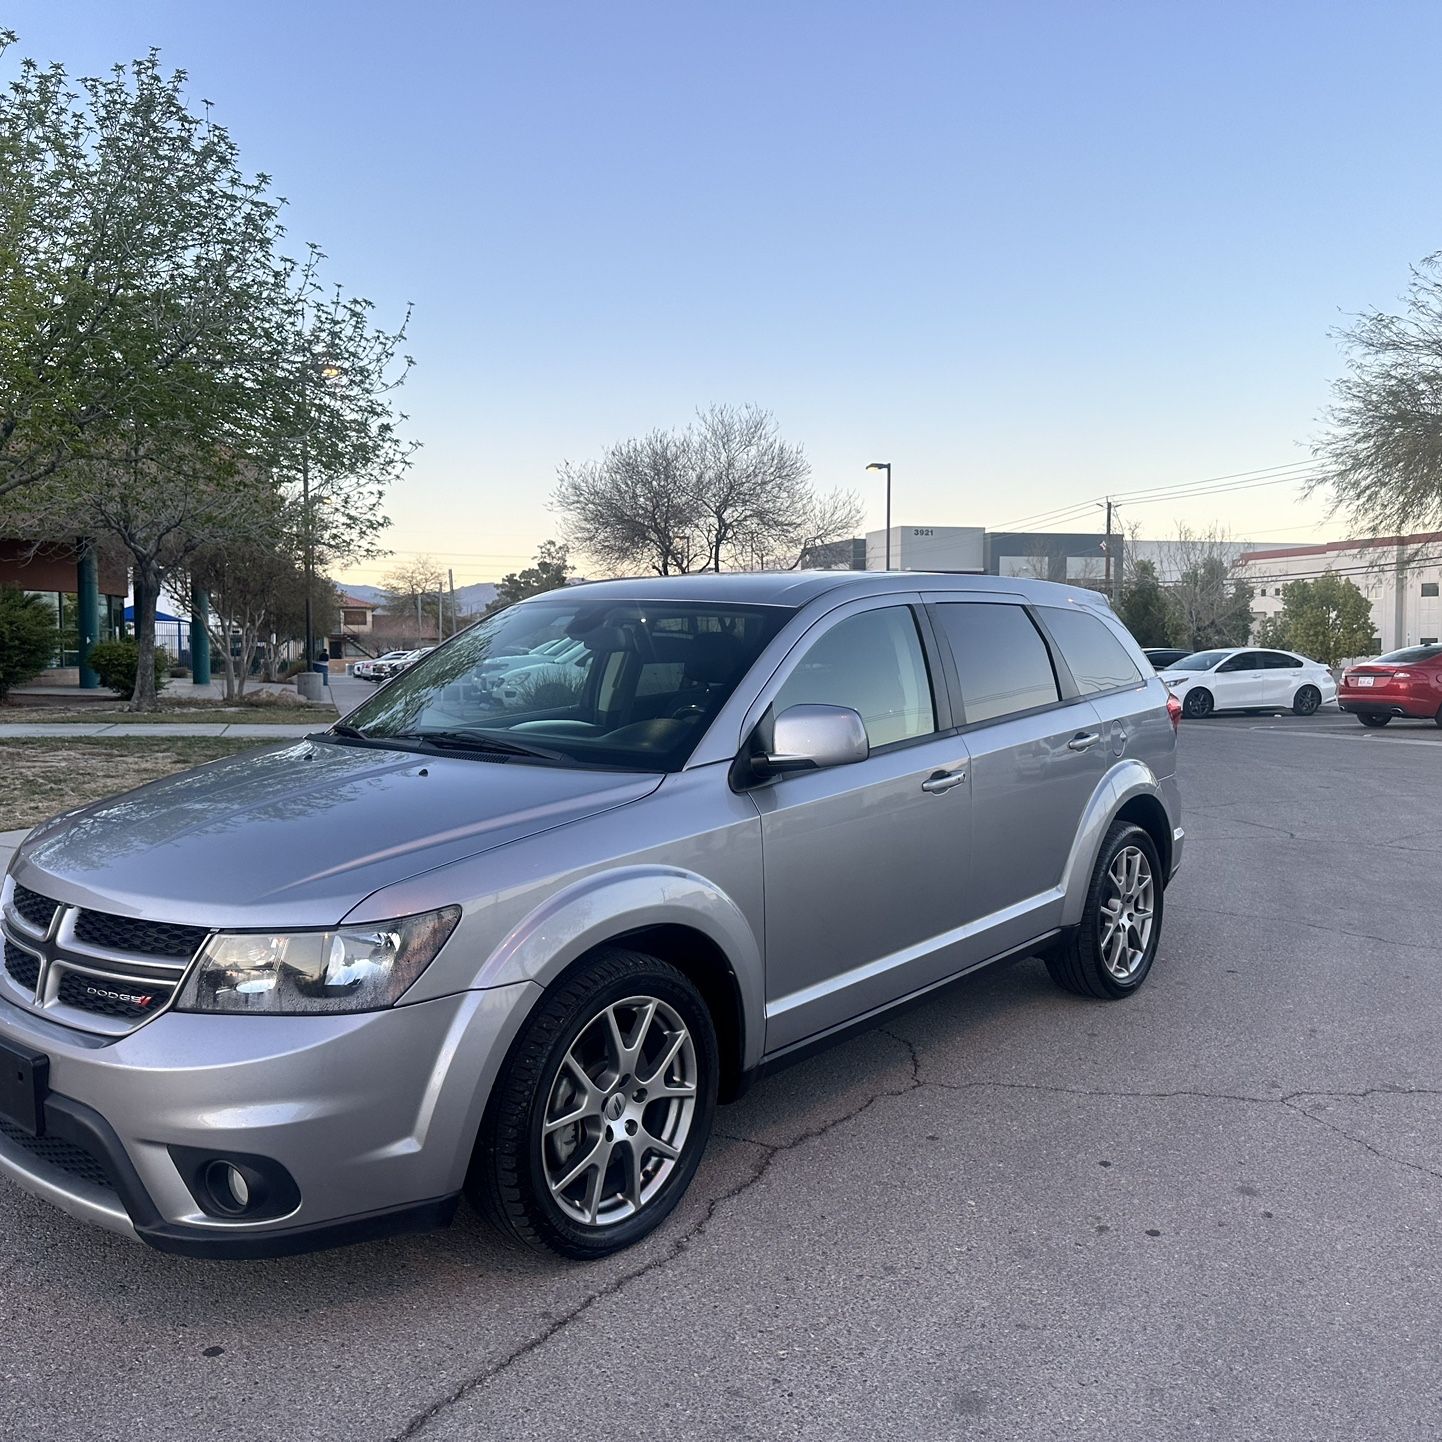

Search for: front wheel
xmin=1358 ymin=713 xmax=1390 ymax=728
xmin=1292 ymin=685 xmax=1321 ymax=716
xmin=472 ymin=948 xmax=718 ymax=1257
xmin=1045 ymin=821 xmax=1164 ymax=1000
xmin=1181 ymin=687 xmax=1213 ymax=719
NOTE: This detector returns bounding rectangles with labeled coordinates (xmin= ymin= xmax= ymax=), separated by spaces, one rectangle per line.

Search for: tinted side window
xmin=1259 ymin=651 xmax=1302 ymax=669
xmin=934 ymin=602 xmax=1060 ymax=724
xmin=1038 ymin=606 xmax=1144 ymax=695
xmin=772 ymin=607 xmax=935 ymax=748
xmin=1217 ymin=652 xmax=1259 ymax=672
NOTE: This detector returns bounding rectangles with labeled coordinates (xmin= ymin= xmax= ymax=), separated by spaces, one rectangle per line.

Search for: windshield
xmin=1375 ymin=644 xmax=1442 ymax=664
xmin=1166 ymin=649 xmax=1230 ymax=672
xmin=339 ymin=597 xmax=788 ymax=771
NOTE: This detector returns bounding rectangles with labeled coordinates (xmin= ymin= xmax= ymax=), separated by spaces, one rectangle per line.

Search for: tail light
xmin=1166 ymin=693 xmax=1182 ymax=732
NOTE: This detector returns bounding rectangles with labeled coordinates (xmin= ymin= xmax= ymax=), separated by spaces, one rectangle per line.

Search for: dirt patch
xmin=0 ymin=738 xmax=270 ymax=830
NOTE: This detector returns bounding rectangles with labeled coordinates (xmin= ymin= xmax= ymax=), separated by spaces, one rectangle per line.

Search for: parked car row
xmin=355 ymin=648 xmax=432 ymax=683
xmin=1144 ymin=641 xmax=1442 ymax=727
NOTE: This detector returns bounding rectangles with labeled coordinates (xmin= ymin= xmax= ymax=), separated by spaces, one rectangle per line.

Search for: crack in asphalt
xmin=385 ymin=1030 xmax=923 ymax=1442
xmin=385 ymin=1030 xmax=1442 ymax=1441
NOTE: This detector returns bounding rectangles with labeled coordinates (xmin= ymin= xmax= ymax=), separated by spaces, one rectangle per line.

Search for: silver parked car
xmin=0 ymin=572 xmax=1182 ymax=1258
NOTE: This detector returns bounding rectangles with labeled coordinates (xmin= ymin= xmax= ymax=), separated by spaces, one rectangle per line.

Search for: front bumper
xmin=0 ymin=980 xmax=538 ymax=1256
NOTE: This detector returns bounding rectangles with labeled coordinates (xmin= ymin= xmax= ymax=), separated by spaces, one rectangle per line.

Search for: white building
xmin=864 ymin=526 xmax=985 ymax=572
xmin=1235 ymin=533 xmax=1442 ymax=654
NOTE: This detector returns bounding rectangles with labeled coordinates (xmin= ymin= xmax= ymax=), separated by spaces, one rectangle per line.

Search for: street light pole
xmin=866 ymin=462 xmax=892 ymax=569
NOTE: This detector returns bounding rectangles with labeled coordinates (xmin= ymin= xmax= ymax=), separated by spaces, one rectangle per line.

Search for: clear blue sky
xmin=10 ymin=1 xmax=1442 ymax=584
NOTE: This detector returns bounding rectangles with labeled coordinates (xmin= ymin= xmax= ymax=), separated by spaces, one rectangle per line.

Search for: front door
xmin=752 ymin=603 xmax=973 ymax=1051
xmin=1210 ymin=651 xmax=1267 ymax=709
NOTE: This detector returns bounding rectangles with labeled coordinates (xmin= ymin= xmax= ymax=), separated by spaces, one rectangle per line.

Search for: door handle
xmin=921 ymin=768 xmax=967 ymax=794
xmin=1067 ymin=732 xmax=1101 ymax=752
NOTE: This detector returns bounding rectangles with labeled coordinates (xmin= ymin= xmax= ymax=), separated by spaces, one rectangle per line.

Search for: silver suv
xmin=0 ymin=572 xmax=1182 ymax=1258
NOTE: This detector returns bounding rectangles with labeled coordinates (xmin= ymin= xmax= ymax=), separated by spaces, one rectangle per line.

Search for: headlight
xmin=175 ymin=907 xmax=461 ymax=1015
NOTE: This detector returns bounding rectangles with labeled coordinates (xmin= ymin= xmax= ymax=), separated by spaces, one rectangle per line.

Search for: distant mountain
xmin=339 ymin=581 xmax=498 ymax=615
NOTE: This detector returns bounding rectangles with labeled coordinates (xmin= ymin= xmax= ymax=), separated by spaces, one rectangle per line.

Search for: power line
xmin=992 ymin=460 xmax=1325 ymax=532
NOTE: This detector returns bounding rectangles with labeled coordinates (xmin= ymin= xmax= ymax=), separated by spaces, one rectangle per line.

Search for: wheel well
xmin=597 ymin=923 xmax=748 ymax=1102
xmin=1115 ymin=794 xmax=1172 ymax=878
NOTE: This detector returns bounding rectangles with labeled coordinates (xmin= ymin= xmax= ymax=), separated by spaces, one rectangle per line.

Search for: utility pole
xmin=866 ymin=462 xmax=893 ymax=569
xmin=448 ymin=569 xmax=456 ymax=637
xmin=436 ymin=581 xmax=445 ymax=641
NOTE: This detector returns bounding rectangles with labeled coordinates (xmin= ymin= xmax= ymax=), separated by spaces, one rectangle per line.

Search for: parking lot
xmin=2 ymin=708 xmax=1439 ymax=1442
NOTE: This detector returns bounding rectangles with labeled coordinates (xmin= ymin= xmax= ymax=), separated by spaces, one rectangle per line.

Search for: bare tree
xmin=1314 ymin=254 xmax=1442 ymax=533
xmin=552 ymin=405 xmax=860 ymax=575
xmin=380 ymin=554 xmax=445 ymax=640
xmin=1160 ymin=523 xmax=1252 ymax=649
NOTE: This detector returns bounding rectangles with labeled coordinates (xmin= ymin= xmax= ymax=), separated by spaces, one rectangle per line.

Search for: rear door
xmin=1256 ymin=649 xmax=1305 ymax=707
xmin=924 ymin=595 xmax=1103 ymax=957
xmin=1032 ymin=602 xmax=1162 ymax=767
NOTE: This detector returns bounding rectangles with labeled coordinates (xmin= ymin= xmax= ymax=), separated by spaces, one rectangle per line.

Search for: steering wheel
xmin=669 ymin=701 xmax=708 ymax=720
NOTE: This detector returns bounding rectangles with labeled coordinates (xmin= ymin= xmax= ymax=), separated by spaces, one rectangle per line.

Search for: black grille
xmin=3 ymin=939 xmax=40 ymax=993
xmin=73 ymin=910 xmax=208 ymax=960
xmin=10 ymin=885 xmax=57 ymax=933
xmin=0 ymin=1115 xmax=115 ymax=1192
xmin=56 ymin=970 xmax=168 ymax=1021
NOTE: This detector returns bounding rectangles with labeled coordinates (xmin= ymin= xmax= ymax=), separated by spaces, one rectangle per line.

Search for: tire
xmin=1435 ymin=705 xmax=1442 ymax=730
xmin=1292 ymin=685 xmax=1321 ymax=717
xmin=1357 ymin=713 xmax=1390 ymax=728
xmin=1045 ymin=821 xmax=1164 ymax=1000
xmin=1181 ymin=688 xmax=1213 ymax=719
xmin=471 ymin=947 xmax=719 ymax=1258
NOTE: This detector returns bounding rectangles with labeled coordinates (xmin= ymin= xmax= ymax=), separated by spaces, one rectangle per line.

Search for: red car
xmin=1338 ymin=644 xmax=1442 ymax=727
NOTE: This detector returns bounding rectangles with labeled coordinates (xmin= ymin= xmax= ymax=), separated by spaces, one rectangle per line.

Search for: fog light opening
xmin=204 ymin=1160 xmax=256 ymax=1216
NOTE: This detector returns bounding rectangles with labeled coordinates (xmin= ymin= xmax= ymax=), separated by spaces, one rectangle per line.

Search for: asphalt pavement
xmin=2 ymin=708 xmax=1440 ymax=1442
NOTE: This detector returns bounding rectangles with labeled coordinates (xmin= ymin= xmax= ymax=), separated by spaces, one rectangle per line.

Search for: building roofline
xmin=1237 ymin=531 xmax=1442 ymax=563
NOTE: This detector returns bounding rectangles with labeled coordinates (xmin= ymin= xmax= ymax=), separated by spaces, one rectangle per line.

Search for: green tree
xmin=0 ymin=584 xmax=57 ymax=700
xmin=1168 ymin=556 xmax=1253 ymax=650
xmin=1316 ymin=254 xmax=1442 ymax=532
xmin=1273 ymin=573 xmax=1374 ymax=665
xmin=491 ymin=541 xmax=571 ymax=611
xmin=1116 ymin=559 xmax=1171 ymax=645
xmin=0 ymin=43 xmax=414 ymax=708
xmin=1254 ymin=613 xmax=1291 ymax=648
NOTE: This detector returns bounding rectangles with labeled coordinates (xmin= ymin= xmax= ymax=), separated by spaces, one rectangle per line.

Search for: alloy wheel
xmin=1098 ymin=845 xmax=1155 ymax=980
xmin=541 ymin=995 xmax=698 ymax=1227
xmin=1182 ymin=688 xmax=1212 ymax=718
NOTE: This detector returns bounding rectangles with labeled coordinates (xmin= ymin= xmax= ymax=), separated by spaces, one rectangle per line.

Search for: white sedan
xmin=1159 ymin=647 xmax=1338 ymax=719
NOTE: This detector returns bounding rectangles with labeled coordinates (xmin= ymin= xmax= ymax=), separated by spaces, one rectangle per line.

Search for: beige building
xmin=1236 ymin=533 xmax=1442 ymax=656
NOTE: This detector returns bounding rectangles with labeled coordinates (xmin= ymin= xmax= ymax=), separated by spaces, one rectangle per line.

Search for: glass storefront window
xmin=22 ymin=591 xmax=125 ymax=667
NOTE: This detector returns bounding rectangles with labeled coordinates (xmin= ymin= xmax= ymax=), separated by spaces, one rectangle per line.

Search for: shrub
xmin=0 ymin=586 xmax=59 ymax=702
xmin=88 ymin=639 xmax=170 ymax=698
xmin=168 ymin=665 xmax=191 ymax=679
xmin=508 ymin=665 xmax=586 ymax=712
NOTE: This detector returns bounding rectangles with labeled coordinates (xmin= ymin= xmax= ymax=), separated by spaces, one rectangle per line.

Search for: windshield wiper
xmin=329 ymin=724 xmax=369 ymax=739
xmin=390 ymin=728 xmax=570 ymax=762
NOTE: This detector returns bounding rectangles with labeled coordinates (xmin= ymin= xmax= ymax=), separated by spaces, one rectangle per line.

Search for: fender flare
xmin=475 ymin=865 xmax=765 ymax=1071
xmin=1058 ymin=760 xmax=1170 ymax=929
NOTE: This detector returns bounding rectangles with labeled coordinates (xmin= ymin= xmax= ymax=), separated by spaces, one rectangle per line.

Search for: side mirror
xmin=740 ymin=703 xmax=869 ymax=786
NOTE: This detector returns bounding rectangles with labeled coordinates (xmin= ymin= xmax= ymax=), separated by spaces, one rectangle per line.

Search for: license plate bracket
xmin=0 ymin=1040 xmax=49 ymax=1137
xmin=1355 ymin=676 xmax=1375 ymax=687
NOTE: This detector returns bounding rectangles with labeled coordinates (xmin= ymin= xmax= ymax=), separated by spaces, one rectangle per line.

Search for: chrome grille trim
xmin=0 ymin=894 xmax=209 ymax=1037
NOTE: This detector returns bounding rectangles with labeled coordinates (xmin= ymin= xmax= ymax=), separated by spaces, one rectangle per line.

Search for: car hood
xmin=12 ymin=739 xmax=662 ymax=928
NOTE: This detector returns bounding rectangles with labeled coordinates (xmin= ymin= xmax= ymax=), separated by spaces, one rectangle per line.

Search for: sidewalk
xmin=1 ymin=829 xmax=28 ymax=871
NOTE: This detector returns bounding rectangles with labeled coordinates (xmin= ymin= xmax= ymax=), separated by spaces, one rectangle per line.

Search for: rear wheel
xmin=1292 ymin=685 xmax=1321 ymax=716
xmin=1434 ymin=705 xmax=1442 ymax=730
xmin=472 ymin=947 xmax=718 ymax=1257
xmin=1045 ymin=821 xmax=1164 ymax=1000
xmin=1181 ymin=688 xmax=1213 ymax=719
xmin=1357 ymin=713 xmax=1390 ymax=728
